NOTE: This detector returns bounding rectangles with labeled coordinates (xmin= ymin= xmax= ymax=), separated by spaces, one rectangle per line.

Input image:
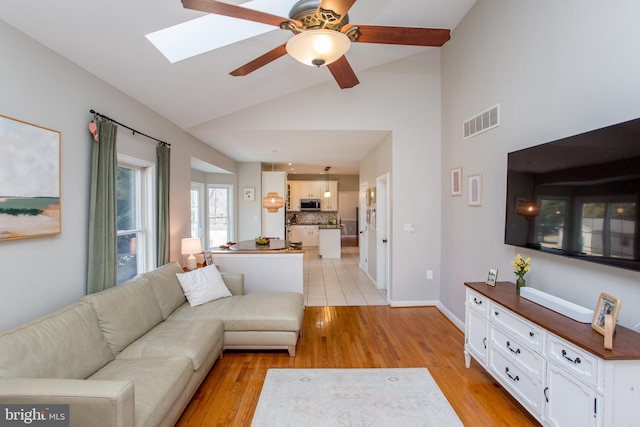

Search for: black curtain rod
xmin=90 ymin=109 xmax=171 ymax=147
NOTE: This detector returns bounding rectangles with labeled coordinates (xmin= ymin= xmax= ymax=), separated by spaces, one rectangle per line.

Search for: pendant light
xmin=324 ymin=166 xmax=331 ymax=198
xmin=262 ymin=162 xmax=284 ymax=212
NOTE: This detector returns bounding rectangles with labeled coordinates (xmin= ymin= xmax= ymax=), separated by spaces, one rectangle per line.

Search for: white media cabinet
xmin=464 ymin=281 xmax=640 ymax=426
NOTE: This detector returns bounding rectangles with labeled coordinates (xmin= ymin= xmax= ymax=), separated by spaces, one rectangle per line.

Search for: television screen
xmin=505 ymin=117 xmax=640 ymax=272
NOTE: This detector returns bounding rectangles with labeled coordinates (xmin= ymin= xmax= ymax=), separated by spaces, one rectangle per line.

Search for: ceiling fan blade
xmin=181 ymin=0 xmax=300 ymax=27
xmin=327 ymin=56 xmax=359 ymax=89
xmin=318 ymin=0 xmax=357 ymax=22
xmin=229 ymin=43 xmax=288 ymax=76
xmin=344 ymin=24 xmax=450 ymax=47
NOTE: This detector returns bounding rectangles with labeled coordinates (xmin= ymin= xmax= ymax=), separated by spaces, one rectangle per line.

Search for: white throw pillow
xmin=176 ymin=265 xmax=232 ymax=307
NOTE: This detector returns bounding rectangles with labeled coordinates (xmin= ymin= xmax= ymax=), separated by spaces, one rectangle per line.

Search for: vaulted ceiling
xmin=0 ymin=0 xmax=475 ymax=174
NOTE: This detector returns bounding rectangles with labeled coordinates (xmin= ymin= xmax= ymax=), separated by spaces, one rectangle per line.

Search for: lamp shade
xmin=286 ymin=29 xmax=351 ymax=67
xmin=262 ymin=192 xmax=284 ymax=212
xmin=181 ymin=237 xmax=201 ymax=255
xmin=517 ymin=201 xmax=541 ymax=220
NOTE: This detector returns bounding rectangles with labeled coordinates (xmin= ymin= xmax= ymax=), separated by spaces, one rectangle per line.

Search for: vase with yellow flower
xmin=511 ymin=254 xmax=530 ymax=293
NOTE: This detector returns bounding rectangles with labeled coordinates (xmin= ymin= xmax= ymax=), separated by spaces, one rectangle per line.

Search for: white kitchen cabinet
xmin=318 ymin=227 xmax=341 ymax=258
xmin=321 ymin=181 xmax=338 ymax=211
xmin=289 ymin=181 xmax=326 ymax=199
xmin=289 ymin=225 xmax=318 ymax=247
xmin=464 ymin=282 xmax=640 ymax=427
xmin=288 ymin=181 xmax=301 ymax=211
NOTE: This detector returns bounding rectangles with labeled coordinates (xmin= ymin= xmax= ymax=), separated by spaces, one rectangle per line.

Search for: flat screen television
xmin=505 ymin=117 xmax=640 ymax=272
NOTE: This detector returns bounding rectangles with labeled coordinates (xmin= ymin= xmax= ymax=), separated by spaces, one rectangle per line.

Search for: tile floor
xmin=303 ymin=247 xmax=388 ymax=306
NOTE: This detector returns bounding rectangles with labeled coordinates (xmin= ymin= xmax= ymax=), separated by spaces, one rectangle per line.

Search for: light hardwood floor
xmin=176 ymin=305 xmax=541 ymax=426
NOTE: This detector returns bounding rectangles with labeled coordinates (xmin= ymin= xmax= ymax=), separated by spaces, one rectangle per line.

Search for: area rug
xmin=251 ymin=368 xmax=463 ymax=427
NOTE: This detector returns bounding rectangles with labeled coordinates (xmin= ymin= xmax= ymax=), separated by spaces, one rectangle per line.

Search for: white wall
xmin=194 ymin=51 xmax=444 ymax=305
xmin=440 ymin=0 xmax=640 ymax=329
xmin=236 ymin=162 xmax=262 ymax=241
xmin=0 ymin=21 xmax=237 ymax=330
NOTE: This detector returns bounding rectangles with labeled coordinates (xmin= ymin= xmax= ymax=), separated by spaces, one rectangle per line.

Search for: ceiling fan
xmin=181 ymin=0 xmax=451 ymax=89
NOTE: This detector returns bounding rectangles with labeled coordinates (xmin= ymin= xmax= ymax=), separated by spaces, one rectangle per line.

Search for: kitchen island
xmin=211 ymin=240 xmax=303 ymax=294
xmin=318 ymin=225 xmax=342 ymax=259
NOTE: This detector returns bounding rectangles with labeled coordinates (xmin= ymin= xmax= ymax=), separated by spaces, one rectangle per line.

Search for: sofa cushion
xmin=116 ymin=319 xmax=224 ymax=371
xmin=143 ymin=262 xmax=187 ymax=319
xmin=0 ymin=302 xmax=113 ymax=379
xmin=176 ymin=265 xmax=232 ymax=307
xmin=88 ymin=356 xmax=192 ymax=427
xmin=166 ymin=296 xmax=243 ymax=322
xmin=223 ymin=292 xmax=304 ymax=331
xmin=83 ymin=276 xmax=163 ymax=356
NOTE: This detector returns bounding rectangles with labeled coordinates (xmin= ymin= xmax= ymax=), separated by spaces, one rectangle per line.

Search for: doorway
xmin=359 ymin=182 xmax=368 ymax=271
xmin=375 ymin=173 xmax=390 ymax=295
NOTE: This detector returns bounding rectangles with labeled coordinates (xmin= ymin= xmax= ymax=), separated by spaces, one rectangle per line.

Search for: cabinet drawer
xmin=489 ymin=347 xmax=543 ymax=417
xmin=490 ymin=325 xmax=543 ymax=380
xmin=490 ymin=303 xmax=543 ymax=352
xmin=466 ymin=289 xmax=488 ymax=316
xmin=546 ymin=333 xmax=598 ymax=388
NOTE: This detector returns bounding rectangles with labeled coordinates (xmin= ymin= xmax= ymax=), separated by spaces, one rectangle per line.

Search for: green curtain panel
xmin=156 ymin=143 xmax=170 ymax=267
xmin=87 ymin=121 xmax=118 ymax=294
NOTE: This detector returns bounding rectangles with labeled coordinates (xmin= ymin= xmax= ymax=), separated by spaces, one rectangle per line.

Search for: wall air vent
xmin=463 ymin=104 xmax=500 ymax=139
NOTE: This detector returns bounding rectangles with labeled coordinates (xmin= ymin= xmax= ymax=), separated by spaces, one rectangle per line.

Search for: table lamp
xmin=181 ymin=237 xmax=201 ymax=270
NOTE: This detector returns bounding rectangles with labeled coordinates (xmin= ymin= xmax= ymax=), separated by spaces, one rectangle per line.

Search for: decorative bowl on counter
xmin=255 ymin=236 xmax=270 ymax=245
xmin=289 ymin=241 xmax=303 ymax=250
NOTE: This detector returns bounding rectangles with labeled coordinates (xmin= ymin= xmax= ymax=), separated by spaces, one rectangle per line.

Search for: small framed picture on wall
xmin=468 ymin=174 xmax=482 ymax=206
xmin=450 ymin=167 xmax=462 ymax=196
xmin=243 ymin=187 xmax=255 ymax=201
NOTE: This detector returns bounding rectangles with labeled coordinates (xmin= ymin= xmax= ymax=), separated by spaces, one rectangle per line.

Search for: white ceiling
xmin=0 ymin=0 xmax=475 ymax=175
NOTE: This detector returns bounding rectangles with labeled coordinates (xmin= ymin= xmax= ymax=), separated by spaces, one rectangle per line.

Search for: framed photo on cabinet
xmin=486 ymin=268 xmax=498 ymax=286
xmin=468 ymin=174 xmax=482 ymax=206
xmin=592 ymin=293 xmax=620 ymax=335
xmin=450 ymin=167 xmax=462 ymax=196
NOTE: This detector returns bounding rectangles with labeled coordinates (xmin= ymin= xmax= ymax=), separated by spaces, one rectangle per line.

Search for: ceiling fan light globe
xmin=286 ymin=29 xmax=351 ymax=67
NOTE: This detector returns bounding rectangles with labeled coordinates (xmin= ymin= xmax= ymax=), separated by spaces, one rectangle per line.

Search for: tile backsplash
xmin=287 ymin=211 xmax=338 ymax=225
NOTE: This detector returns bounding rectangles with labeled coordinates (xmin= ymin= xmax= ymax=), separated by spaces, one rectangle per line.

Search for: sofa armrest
xmin=0 ymin=378 xmax=134 ymax=427
xmin=221 ymin=273 xmax=244 ymax=295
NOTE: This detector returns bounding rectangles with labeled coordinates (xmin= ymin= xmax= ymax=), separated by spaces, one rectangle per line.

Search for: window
xmin=208 ymin=184 xmax=233 ymax=248
xmin=190 ymin=182 xmax=204 ymax=240
xmin=116 ymin=156 xmax=154 ymax=283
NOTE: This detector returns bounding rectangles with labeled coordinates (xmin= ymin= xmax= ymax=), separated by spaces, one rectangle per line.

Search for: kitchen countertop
xmin=211 ymin=239 xmax=303 ymax=253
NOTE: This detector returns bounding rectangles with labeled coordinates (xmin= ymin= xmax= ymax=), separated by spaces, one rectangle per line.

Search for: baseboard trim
xmin=388 ymin=299 xmax=464 ymax=332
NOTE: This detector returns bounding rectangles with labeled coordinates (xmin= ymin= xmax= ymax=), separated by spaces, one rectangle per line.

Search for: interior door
xmin=375 ymin=173 xmax=389 ymax=293
xmin=359 ymin=182 xmax=368 ymax=271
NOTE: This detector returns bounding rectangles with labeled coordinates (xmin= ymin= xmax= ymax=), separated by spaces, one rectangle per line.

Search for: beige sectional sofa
xmin=0 ymin=262 xmax=304 ymax=427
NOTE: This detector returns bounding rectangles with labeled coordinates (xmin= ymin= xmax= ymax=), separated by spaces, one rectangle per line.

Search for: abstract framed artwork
xmin=468 ymin=174 xmax=482 ymax=206
xmin=243 ymin=187 xmax=255 ymax=201
xmin=450 ymin=167 xmax=462 ymax=196
xmin=0 ymin=115 xmax=61 ymax=241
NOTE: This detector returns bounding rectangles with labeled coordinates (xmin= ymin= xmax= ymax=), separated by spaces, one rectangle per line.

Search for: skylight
xmin=146 ymin=0 xmax=295 ymax=63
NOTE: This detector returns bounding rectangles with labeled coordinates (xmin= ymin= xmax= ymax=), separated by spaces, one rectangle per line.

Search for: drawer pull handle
xmin=483 ymin=337 xmax=487 ymax=349
xmin=494 ymin=311 xmax=499 ymax=316
xmin=544 ymin=387 xmax=549 ymax=403
xmin=473 ymin=297 xmax=482 ymax=305
xmin=529 ymin=332 xmax=535 ymax=337
xmin=505 ymin=367 xmax=519 ymax=382
xmin=506 ymin=341 xmax=521 ymax=355
xmin=561 ymin=349 xmax=581 ymax=364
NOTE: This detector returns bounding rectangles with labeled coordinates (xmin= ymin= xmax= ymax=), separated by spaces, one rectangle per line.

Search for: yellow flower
xmin=512 ymin=254 xmax=531 ymax=279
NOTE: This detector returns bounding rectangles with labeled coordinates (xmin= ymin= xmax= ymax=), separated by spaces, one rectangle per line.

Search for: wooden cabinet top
xmin=465 ymin=281 xmax=640 ymax=361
